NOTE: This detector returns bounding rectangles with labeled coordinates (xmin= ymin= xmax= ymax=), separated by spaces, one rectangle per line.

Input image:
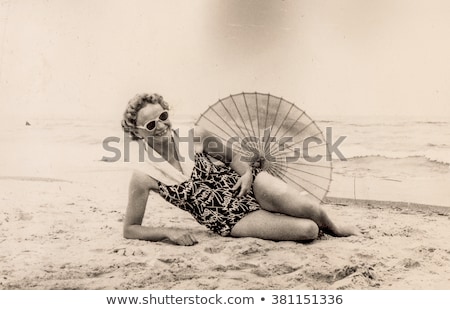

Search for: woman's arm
xmin=195 ymin=126 xmax=253 ymax=197
xmin=123 ymin=171 xmax=197 ymax=246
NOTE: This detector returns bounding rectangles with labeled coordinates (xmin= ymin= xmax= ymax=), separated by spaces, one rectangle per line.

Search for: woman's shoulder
xmin=173 ymin=124 xmax=206 ymax=137
xmin=192 ymin=125 xmax=216 ymax=147
xmin=192 ymin=125 xmax=205 ymax=136
xmin=171 ymin=121 xmax=212 ymax=134
xmin=172 ymin=125 xmax=205 ymax=154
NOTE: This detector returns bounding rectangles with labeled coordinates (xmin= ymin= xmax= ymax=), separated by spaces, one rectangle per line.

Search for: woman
xmin=121 ymin=93 xmax=358 ymax=246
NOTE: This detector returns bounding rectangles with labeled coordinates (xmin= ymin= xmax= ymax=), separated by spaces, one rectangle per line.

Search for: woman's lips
xmin=155 ymin=127 xmax=168 ymax=136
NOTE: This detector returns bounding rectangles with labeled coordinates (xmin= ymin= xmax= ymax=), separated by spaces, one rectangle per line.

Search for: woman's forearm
xmin=123 ymin=224 xmax=169 ymax=241
xmin=123 ymin=225 xmax=197 ymax=246
xmin=230 ymin=153 xmax=252 ymax=176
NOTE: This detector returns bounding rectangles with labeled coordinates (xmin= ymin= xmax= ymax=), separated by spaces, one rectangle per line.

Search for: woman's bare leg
xmin=252 ymin=172 xmax=359 ymax=237
xmin=231 ymin=210 xmax=319 ymax=241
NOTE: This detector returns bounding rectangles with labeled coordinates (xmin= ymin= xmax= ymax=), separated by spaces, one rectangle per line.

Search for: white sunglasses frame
xmin=136 ymin=110 xmax=169 ymax=132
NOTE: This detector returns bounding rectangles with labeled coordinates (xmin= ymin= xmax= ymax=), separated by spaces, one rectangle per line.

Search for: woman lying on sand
xmin=121 ymin=93 xmax=358 ymax=246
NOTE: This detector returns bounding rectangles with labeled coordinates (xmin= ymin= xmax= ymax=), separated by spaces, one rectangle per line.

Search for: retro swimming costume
xmin=128 ymin=127 xmax=261 ymax=236
xmin=158 ymin=151 xmax=261 ymax=236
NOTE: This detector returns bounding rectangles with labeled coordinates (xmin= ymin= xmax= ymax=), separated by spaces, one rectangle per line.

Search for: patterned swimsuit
xmin=158 ymin=152 xmax=261 ymax=236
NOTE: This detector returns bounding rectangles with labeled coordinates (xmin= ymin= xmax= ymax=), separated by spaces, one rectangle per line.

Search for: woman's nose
xmin=155 ymin=120 xmax=166 ymax=129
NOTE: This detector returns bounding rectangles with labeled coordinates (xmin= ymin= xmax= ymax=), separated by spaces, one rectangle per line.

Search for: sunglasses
xmin=136 ymin=110 xmax=169 ymax=132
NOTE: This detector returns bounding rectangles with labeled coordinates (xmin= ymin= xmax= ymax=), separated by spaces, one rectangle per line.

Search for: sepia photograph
xmin=1 ymin=0 xmax=449 ymax=301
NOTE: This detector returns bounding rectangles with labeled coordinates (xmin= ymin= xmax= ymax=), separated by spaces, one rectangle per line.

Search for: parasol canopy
xmin=195 ymin=92 xmax=332 ymax=203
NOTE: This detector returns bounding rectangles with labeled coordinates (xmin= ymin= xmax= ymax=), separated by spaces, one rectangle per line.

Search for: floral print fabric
xmin=158 ymin=152 xmax=261 ymax=236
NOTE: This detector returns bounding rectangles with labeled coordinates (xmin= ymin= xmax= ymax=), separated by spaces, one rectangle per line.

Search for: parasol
xmin=194 ymin=92 xmax=332 ymax=203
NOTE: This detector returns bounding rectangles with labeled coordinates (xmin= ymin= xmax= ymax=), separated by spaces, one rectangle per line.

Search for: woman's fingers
xmin=176 ymin=234 xmax=198 ymax=246
xmin=235 ymin=171 xmax=254 ymax=198
xmin=232 ymin=179 xmax=242 ymax=197
xmin=164 ymin=230 xmax=198 ymax=246
xmin=237 ymin=184 xmax=249 ymax=198
xmin=238 ymin=178 xmax=252 ymax=197
xmin=231 ymin=179 xmax=241 ymax=191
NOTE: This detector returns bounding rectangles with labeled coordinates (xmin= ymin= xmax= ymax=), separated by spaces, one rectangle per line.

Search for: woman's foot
xmin=330 ymin=224 xmax=361 ymax=237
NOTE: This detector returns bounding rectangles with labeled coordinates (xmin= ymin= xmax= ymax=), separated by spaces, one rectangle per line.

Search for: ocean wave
xmin=317 ymin=120 xmax=450 ymax=128
xmin=331 ymin=155 xmax=450 ymax=181
xmin=336 ymin=142 xmax=450 ymax=165
xmin=426 ymin=143 xmax=449 ymax=148
xmin=316 ymin=120 xmax=340 ymax=124
xmin=415 ymin=121 xmax=449 ymax=125
xmin=340 ymin=154 xmax=450 ymax=167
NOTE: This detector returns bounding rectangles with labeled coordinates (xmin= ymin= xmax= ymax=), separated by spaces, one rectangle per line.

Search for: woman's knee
xmin=295 ymin=220 xmax=319 ymax=240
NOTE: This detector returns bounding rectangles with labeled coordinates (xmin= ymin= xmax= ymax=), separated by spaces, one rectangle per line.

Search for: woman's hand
xmin=232 ymin=169 xmax=253 ymax=198
xmin=162 ymin=230 xmax=198 ymax=246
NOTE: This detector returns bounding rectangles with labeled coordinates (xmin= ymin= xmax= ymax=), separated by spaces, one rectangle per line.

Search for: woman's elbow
xmin=123 ymin=224 xmax=135 ymax=239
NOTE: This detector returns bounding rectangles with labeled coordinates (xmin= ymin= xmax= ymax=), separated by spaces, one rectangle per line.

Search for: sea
xmin=316 ymin=116 xmax=450 ymax=207
xmin=0 ymin=115 xmax=449 ymax=207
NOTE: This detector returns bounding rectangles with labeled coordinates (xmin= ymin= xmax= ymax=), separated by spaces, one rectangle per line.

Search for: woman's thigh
xmin=230 ymin=210 xmax=318 ymax=241
xmin=252 ymin=171 xmax=319 ymax=216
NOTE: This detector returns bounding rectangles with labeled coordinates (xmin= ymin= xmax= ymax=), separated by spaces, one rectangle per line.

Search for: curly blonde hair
xmin=121 ymin=93 xmax=170 ymax=140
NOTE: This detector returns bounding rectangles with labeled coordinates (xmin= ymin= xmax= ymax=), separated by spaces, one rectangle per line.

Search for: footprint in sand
xmin=17 ymin=211 xmax=33 ymax=221
xmin=400 ymin=258 xmax=421 ymax=268
xmin=157 ymin=258 xmax=179 ymax=264
xmin=110 ymin=248 xmax=146 ymax=256
xmin=203 ymin=246 xmax=225 ymax=254
xmin=334 ymin=265 xmax=358 ymax=281
xmin=329 ymin=264 xmax=379 ymax=289
xmin=211 ymin=262 xmax=259 ymax=273
xmin=237 ymin=242 xmax=271 ymax=256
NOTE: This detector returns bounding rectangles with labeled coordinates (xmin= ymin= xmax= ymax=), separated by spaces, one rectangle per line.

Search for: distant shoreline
xmin=325 ymin=196 xmax=450 ymax=214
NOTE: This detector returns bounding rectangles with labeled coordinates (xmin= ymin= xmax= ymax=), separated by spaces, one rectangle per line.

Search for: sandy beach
xmin=1 ymin=117 xmax=449 ymax=290
xmin=3 ymin=0 xmax=450 ymax=295
xmin=1 ymin=165 xmax=449 ymax=290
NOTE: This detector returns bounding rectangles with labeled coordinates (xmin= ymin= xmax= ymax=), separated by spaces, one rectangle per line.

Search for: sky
xmin=1 ymin=0 xmax=450 ymax=122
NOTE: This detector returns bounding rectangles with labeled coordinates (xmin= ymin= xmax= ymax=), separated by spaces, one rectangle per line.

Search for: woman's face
xmin=136 ymin=103 xmax=172 ymax=140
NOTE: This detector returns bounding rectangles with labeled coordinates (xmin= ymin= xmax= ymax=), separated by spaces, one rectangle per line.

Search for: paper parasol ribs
xmin=195 ymin=92 xmax=332 ymax=203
